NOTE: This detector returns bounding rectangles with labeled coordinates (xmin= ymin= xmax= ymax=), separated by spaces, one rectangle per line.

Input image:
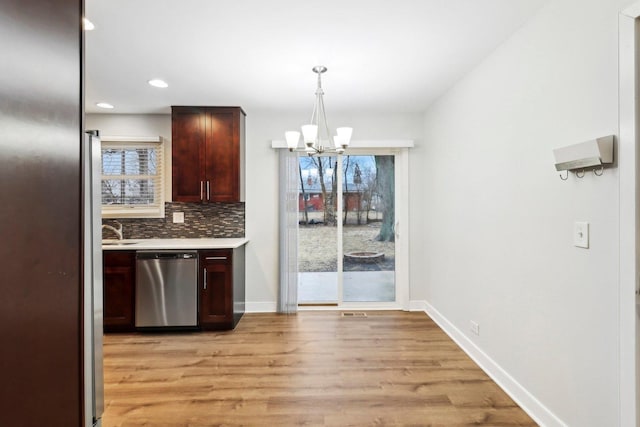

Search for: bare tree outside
xmin=342 ymin=155 xmax=351 ymax=225
xmin=353 ymin=163 xmax=365 ymax=224
xmin=314 ymin=156 xmax=337 ymax=225
xmin=102 ymin=146 xmax=158 ymax=206
xmin=298 ymin=156 xmax=338 ymax=226
xmin=374 ymin=155 xmax=395 ymax=242
xmin=298 ymin=163 xmax=310 ymax=224
xmin=362 ymin=165 xmax=377 ymax=223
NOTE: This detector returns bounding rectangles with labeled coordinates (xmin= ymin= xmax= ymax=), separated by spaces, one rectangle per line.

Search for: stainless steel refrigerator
xmin=0 ymin=0 xmax=91 ymax=425
xmin=84 ymin=130 xmax=104 ymax=427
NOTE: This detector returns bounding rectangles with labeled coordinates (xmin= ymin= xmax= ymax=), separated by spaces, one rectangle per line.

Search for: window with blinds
xmin=101 ymin=137 xmax=165 ymax=218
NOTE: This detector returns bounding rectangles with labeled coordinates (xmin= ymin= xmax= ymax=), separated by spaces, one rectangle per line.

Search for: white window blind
xmin=101 ymin=137 xmax=165 ymax=218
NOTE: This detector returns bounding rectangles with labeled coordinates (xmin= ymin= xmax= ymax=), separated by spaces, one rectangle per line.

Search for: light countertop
xmin=102 ymin=238 xmax=249 ymax=251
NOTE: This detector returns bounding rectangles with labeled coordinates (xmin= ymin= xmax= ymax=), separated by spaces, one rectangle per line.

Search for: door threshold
xmin=298 ymin=303 xmax=339 ymax=307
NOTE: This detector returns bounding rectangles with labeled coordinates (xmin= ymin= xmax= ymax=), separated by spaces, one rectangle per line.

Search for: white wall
xmin=87 ymin=111 xmax=423 ymax=310
xmin=87 ymin=113 xmax=171 ymax=137
xmin=416 ymin=0 xmax=630 ymax=425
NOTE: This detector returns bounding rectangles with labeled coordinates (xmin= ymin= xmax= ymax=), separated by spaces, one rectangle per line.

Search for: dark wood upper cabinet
xmin=171 ymin=108 xmax=206 ymax=202
xmin=172 ymin=106 xmax=245 ymax=202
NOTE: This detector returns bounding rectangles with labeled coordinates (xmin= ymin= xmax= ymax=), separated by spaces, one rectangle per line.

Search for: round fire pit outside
xmin=344 ymin=251 xmax=385 ymax=264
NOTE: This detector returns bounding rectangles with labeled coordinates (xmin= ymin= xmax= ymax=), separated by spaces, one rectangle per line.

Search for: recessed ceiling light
xmin=96 ymin=102 xmax=114 ymax=109
xmin=83 ymin=18 xmax=95 ymax=31
xmin=148 ymin=79 xmax=168 ymax=88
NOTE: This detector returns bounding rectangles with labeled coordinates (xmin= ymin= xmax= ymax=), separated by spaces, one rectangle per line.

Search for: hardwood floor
xmin=102 ymin=311 xmax=536 ymax=426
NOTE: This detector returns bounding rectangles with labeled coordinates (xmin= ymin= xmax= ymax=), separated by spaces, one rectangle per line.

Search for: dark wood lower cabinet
xmin=103 ymin=246 xmax=245 ymax=333
xmin=199 ymin=249 xmax=233 ymax=329
xmin=199 ymin=247 xmax=245 ymax=330
xmin=103 ymin=251 xmax=136 ymax=332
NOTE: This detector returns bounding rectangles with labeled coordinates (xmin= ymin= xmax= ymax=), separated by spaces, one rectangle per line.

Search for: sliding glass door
xmin=298 ymin=155 xmax=339 ymax=304
xmin=342 ymin=155 xmax=395 ymax=302
xmin=297 ymin=151 xmax=401 ymax=306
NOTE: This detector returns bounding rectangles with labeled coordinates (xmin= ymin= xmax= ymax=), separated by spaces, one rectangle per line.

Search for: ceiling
xmin=85 ymin=0 xmax=548 ymax=115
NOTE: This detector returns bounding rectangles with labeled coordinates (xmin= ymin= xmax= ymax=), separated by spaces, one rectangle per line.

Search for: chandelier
xmin=285 ymin=66 xmax=353 ymax=155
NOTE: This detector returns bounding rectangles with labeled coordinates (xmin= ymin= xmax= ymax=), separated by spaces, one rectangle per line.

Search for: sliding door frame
xmin=298 ymin=147 xmax=410 ymax=311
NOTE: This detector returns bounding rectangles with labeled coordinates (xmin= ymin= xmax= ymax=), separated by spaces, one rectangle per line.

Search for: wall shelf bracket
xmin=553 ymin=135 xmax=614 ymax=179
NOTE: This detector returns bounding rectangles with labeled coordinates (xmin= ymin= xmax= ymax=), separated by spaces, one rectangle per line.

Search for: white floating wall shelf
xmin=553 ymin=135 xmax=614 ymax=172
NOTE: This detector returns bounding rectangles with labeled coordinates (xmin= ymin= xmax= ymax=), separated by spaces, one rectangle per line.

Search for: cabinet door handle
xmin=200 ymin=181 xmax=204 ymax=201
xmin=207 ymin=180 xmax=211 ymax=200
xmin=203 ymin=268 xmax=207 ymax=290
xmin=206 ymin=256 xmax=227 ymax=260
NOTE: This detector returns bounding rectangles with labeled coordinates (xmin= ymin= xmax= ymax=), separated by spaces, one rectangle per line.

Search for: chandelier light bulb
xmin=285 ymin=131 xmax=300 ymax=151
xmin=301 ymin=124 xmax=318 ymax=148
xmin=336 ymin=127 xmax=353 ymax=147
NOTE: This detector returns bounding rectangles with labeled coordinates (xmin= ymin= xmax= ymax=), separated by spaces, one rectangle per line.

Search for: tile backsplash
xmin=102 ymin=202 xmax=245 ymax=239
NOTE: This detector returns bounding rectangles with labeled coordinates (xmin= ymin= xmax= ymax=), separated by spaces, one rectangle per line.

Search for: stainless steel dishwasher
xmin=135 ymin=251 xmax=198 ymax=328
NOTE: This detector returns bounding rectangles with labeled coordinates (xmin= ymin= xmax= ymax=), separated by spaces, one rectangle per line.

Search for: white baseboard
xmin=422 ymin=301 xmax=566 ymax=427
xmin=408 ymin=299 xmax=428 ymax=312
xmin=246 ymin=302 xmax=406 ymax=313
xmin=245 ymin=301 xmax=277 ymax=313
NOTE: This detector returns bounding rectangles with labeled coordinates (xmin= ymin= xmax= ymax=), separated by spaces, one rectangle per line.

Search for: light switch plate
xmin=574 ymin=221 xmax=589 ymax=248
xmin=173 ymin=212 xmax=185 ymax=224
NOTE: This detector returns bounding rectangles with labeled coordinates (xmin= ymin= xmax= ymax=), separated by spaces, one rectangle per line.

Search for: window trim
xmin=100 ymin=136 xmax=166 ymax=219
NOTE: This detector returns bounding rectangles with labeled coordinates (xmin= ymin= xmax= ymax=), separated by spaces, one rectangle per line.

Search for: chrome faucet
xmin=102 ymin=221 xmax=123 ymax=240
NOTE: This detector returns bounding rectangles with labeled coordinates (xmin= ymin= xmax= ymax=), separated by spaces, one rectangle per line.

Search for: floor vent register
xmin=341 ymin=312 xmax=367 ymax=318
